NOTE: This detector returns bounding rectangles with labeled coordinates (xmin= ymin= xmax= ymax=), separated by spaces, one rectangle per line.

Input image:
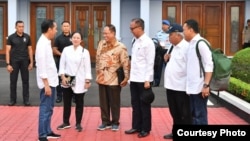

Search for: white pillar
xmin=245 ymin=0 xmax=250 ymax=25
xmin=111 ymin=0 xmax=121 ymax=41
xmin=140 ymin=0 xmax=150 ymax=35
xmin=8 ymin=0 xmax=18 ymax=36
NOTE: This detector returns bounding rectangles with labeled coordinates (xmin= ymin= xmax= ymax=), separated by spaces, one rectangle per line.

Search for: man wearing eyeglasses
xmin=125 ymin=18 xmax=155 ymax=138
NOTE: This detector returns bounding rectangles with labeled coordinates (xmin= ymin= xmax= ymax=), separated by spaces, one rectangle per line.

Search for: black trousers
xmin=98 ymin=84 xmax=121 ymax=125
xmin=10 ymin=60 xmax=29 ymax=103
xmin=166 ymin=89 xmax=192 ymax=132
xmin=55 ymin=56 xmax=63 ymax=98
xmin=130 ymin=82 xmax=152 ymax=132
xmin=56 ymin=76 xmax=63 ymax=98
xmin=62 ymin=87 xmax=85 ymax=125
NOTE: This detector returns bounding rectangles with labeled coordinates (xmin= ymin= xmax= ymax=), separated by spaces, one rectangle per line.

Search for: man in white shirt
xmin=163 ymin=23 xmax=192 ymax=139
xmin=35 ymin=19 xmax=60 ymax=141
xmin=125 ymin=18 xmax=155 ymax=138
xmin=183 ymin=19 xmax=213 ymax=125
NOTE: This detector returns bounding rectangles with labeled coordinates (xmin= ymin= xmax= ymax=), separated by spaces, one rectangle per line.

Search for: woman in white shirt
xmin=57 ymin=31 xmax=92 ymax=132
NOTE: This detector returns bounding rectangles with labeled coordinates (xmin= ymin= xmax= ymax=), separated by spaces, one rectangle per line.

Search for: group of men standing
xmin=9 ymin=17 xmax=247 ymax=141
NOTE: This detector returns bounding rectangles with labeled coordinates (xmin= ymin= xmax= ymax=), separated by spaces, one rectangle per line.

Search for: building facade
xmin=0 ymin=0 xmax=249 ymax=62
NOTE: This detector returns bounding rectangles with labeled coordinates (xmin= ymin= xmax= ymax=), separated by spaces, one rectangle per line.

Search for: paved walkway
xmin=0 ymin=68 xmax=249 ymax=141
xmin=0 ymin=106 xmax=248 ymax=141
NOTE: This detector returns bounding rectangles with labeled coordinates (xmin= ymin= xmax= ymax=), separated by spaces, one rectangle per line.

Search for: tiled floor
xmin=0 ymin=106 xmax=248 ymax=141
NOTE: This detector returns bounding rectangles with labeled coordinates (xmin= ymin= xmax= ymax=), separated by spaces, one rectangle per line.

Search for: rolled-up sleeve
xmin=198 ymin=41 xmax=214 ymax=72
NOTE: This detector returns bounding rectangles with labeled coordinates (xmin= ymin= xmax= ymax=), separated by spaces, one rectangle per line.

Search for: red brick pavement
xmin=0 ymin=106 xmax=248 ymax=141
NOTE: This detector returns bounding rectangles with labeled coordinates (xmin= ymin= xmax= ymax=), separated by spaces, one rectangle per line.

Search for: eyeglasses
xmin=130 ymin=26 xmax=140 ymax=31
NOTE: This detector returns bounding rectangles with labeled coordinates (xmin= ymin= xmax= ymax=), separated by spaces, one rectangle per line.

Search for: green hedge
xmin=231 ymin=48 xmax=250 ymax=83
xmin=228 ymin=77 xmax=250 ymax=102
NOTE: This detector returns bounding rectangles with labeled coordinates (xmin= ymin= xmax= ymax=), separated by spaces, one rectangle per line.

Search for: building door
xmin=225 ymin=1 xmax=245 ymax=56
xmin=0 ymin=2 xmax=7 ymax=55
xmin=30 ymin=3 xmax=70 ymax=54
xmin=163 ymin=1 xmax=245 ymax=56
xmin=71 ymin=3 xmax=110 ymax=62
xmin=30 ymin=2 xmax=110 ymax=62
xmin=163 ymin=1 xmax=224 ymax=51
xmin=182 ymin=2 xmax=223 ymax=51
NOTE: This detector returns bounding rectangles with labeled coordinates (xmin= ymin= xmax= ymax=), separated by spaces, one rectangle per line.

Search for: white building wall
xmin=7 ymin=0 xmax=17 ymax=36
xmin=140 ymin=0 xmax=150 ymax=35
xmin=111 ymin=0 xmax=121 ymax=40
xmin=149 ymin=0 xmax=162 ymax=38
xmin=244 ymin=0 xmax=250 ymax=25
xmin=5 ymin=0 xmax=249 ymax=55
xmin=120 ymin=0 xmax=140 ymax=56
xmin=18 ymin=0 xmax=30 ymax=34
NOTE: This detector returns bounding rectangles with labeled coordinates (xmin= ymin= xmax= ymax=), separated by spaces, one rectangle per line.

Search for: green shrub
xmin=228 ymin=77 xmax=250 ymax=102
xmin=231 ymin=48 xmax=250 ymax=83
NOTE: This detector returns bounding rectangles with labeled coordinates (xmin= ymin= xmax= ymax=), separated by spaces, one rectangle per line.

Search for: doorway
xmin=30 ymin=2 xmax=111 ymax=62
xmin=162 ymin=1 xmax=245 ymax=56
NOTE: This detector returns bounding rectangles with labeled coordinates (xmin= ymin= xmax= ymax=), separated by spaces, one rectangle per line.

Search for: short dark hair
xmin=247 ymin=19 xmax=250 ymax=23
xmin=71 ymin=31 xmax=83 ymax=39
xmin=131 ymin=18 xmax=145 ymax=30
xmin=61 ymin=21 xmax=70 ymax=25
xmin=41 ymin=19 xmax=55 ymax=33
xmin=184 ymin=19 xmax=199 ymax=33
xmin=15 ymin=20 xmax=24 ymax=26
xmin=105 ymin=24 xmax=116 ymax=35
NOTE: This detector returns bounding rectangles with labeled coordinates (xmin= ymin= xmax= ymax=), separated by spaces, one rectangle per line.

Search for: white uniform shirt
xmin=164 ymin=39 xmax=189 ymax=91
xmin=59 ymin=45 xmax=92 ymax=94
xmin=35 ymin=34 xmax=59 ymax=89
xmin=186 ymin=34 xmax=213 ymax=94
xmin=130 ymin=33 xmax=155 ymax=82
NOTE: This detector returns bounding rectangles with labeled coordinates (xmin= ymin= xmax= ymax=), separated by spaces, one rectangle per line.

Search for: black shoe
xmin=8 ymin=101 xmax=16 ymax=106
xmin=163 ymin=133 xmax=173 ymax=139
xmin=75 ymin=124 xmax=82 ymax=132
xmin=24 ymin=101 xmax=31 ymax=106
xmin=138 ymin=131 xmax=150 ymax=138
xmin=57 ymin=123 xmax=71 ymax=130
xmin=47 ymin=132 xmax=61 ymax=139
xmin=38 ymin=137 xmax=48 ymax=141
xmin=125 ymin=129 xmax=139 ymax=134
xmin=56 ymin=97 xmax=62 ymax=103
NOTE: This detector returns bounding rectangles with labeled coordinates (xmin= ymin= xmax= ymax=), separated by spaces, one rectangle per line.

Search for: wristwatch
xmin=6 ymin=63 xmax=10 ymax=66
xmin=203 ymin=83 xmax=210 ymax=88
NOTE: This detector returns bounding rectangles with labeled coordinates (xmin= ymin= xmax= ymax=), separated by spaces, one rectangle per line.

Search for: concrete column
xmin=111 ymin=0 xmax=121 ymax=41
xmin=245 ymin=0 xmax=250 ymax=24
xmin=8 ymin=0 xmax=18 ymax=36
xmin=140 ymin=0 xmax=150 ymax=35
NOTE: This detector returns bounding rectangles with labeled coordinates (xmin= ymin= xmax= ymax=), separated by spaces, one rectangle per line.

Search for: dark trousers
xmin=55 ymin=57 xmax=63 ymax=98
xmin=153 ymin=49 xmax=167 ymax=86
xmin=166 ymin=89 xmax=192 ymax=133
xmin=62 ymin=87 xmax=85 ymax=125
xmin=38 ymin=87 xmax=56 ymax=137
xmin=98 ymin=84 xmax=121 ymax=125
xmin=130 ymin=82 xmax=152 ymax=132
xmin=190 ymin=93 xmax=208 ymax=125
xmin=56 ymin=76 xmax=63 ymax=98
xmin=10 ymin=60 xmax=29 ymax=103
xmin=153 ymin=61 xmax=164 ymax=86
